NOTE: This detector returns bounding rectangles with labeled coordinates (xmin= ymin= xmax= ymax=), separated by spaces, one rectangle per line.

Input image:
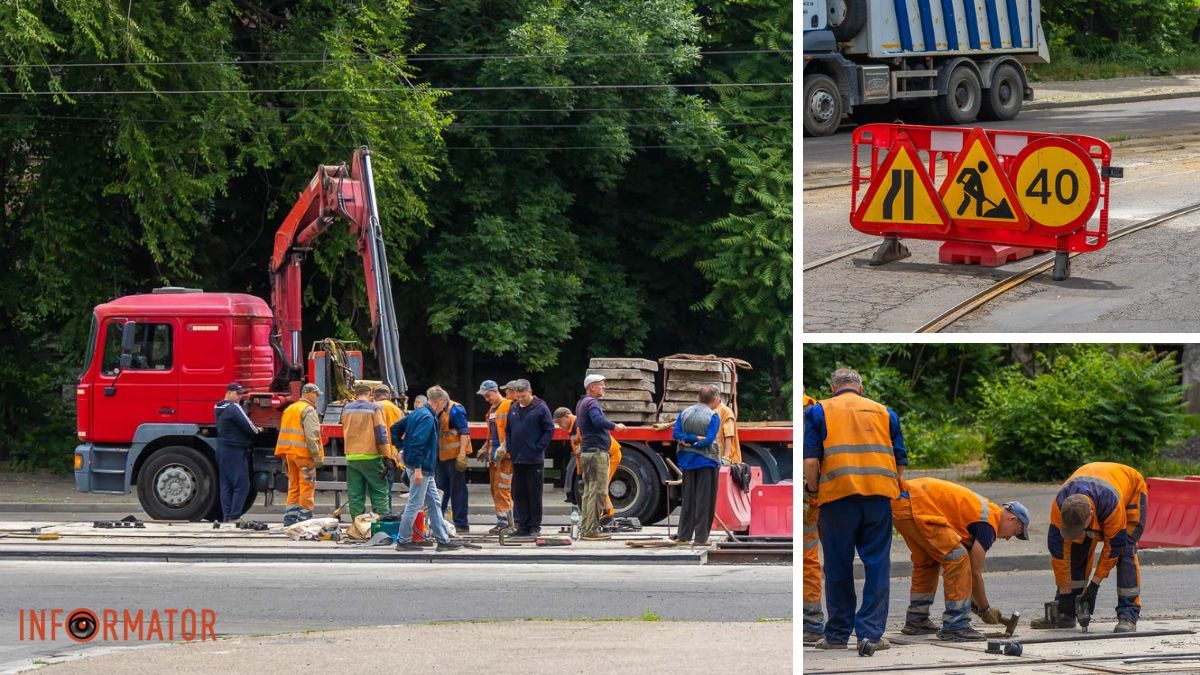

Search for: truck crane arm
xmin=268 ymin=147 xmax=407 ymax=398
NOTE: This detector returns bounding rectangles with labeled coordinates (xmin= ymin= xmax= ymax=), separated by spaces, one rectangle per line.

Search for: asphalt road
xmin=0 ymin=561 xmax=792 ymax=670
xmin=802 ymin=96 xmax=1200 ymax=176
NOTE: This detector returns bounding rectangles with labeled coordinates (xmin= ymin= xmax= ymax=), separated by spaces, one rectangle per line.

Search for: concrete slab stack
xmin=657 ymin=358 xmax=734 ymax=423
xmin=585 ymin=358 xmax=659 ymax=424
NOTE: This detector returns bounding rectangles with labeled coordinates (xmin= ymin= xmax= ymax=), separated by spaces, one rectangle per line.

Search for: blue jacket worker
xmin=213 ymin=382 xmax=260 ymax=522
xmin=393 ymin=387 xmax=465 ymax=552
xmin=671 ymin=385 xmax=722 ymax=546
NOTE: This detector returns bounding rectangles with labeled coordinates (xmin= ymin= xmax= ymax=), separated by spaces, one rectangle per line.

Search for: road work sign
xmin=852 ymin=138 xmax=949 ymax=230
xmin=939 ymin=128 xmax=1028 ymax=231
xmin=849 ymin=124 xmax=1116 ymax=274
xmin=1011 ymin=137 xmax=1100 ymax=235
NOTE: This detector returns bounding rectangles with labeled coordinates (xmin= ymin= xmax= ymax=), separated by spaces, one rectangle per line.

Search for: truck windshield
xmin=79 ymin=313 xmax=98 ymax=380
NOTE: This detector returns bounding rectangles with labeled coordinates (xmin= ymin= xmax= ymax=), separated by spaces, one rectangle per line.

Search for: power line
xmin=0 ymin=49 xmax=792 ymax=70
xmin=3 ymin=102 xmax=793 ymax=115
xmin=0 ymin=82 xmax=792 ymax=97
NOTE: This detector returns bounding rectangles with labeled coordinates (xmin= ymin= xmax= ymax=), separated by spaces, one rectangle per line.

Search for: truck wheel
xmin=980 ymin=64 xmax=1023 ymax=121
xmin=935 ymin=66 xmax=982 ymax=125
xmin=613 ymin=448 xmax=664 ymax=525
xmin=136 ymin=445 xmax=218 ymax=521
xmin=828 ymin=0 xmax=867 ymax=40
xmin=741 ymin=443 xmax=782 ymax=485
xmin=804 ymin=74 xmax=843 ymax=137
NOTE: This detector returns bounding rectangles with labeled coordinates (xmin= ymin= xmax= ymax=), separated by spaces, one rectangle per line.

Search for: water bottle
xmin=569 ymin=505 xmax=581 ymax=540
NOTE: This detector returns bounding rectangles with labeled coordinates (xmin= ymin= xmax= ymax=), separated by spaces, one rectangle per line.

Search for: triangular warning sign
xmin=939 ymin=128 xmax=1029 ymax=231
xmin=852 ymin=137 xmax=950 ymax=232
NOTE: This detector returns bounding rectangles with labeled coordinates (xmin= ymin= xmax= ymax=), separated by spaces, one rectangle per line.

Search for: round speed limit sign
xmin=1011 ymin=137 xmax=1100 ymax=236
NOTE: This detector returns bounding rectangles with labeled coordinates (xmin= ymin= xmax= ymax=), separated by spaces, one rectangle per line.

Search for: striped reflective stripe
xmin=824 ymin=443 xmax=894 ymax=456
xmin=819 ymin=466 xmax=898 ymax=483
xmin=1070 ymin=580 xmax=1087 ymax=589
xmin=340 ymin=407 xmax=377 ymax=415
xmin=910 ymin=592 xmax=936 ymax=603
xmin=804 ymin=538 xmax=819 ymax=551
xmin=1117 ymin=586 xmax=1140 ymax=597
xmin=803 ymin=523 xmax=818 ymax=536
xmin=943 ymin=546 xmax=968 ymax=562
xmin=977 ymin=493 xmax=988 ymax=524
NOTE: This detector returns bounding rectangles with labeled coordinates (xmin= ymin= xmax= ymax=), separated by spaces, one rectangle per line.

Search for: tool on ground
xmin=664 ymin=457 xmax=684 ymax=542
xmin=36 ymin=533 xmax=59 ymax=541
xmin=535 ymin=536 xmax=572 ymax=547
xmin=985 ymin=611 xmax=1021 ymax=639
xmin=986 ymin=639 xmax=1023 ymax=656
xmin=713 ymin=512 xmax=742 ymax=544
xmin=624 ymin=540 xmax=679 ymax=548
xmin=236 ymin=521 xmax=270 ymax=531
xmin=1042 ymin=601 xmax=1059 ymax=626
xmin=1077 ymin=595 xmax=1092 ymax=633
xmin=857 ymin=639 xmax=876 ymax=657
xmin=94 ymin=519 xmax=145 ymax=529
xmin=1013 ymin=629 xmax=1194 ymax=645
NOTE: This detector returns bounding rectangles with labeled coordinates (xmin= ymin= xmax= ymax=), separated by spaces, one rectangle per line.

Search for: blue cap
xmin=477 ymin=379 xmax=499 ymax=395
xmin=227 ymin=382 xmax=246 ymax=393
xmin=1003 ymin=501 xmax=1030 ymax=540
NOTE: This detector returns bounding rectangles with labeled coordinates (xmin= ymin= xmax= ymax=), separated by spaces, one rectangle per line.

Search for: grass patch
xmin=1029 ymin=49 xmax=1200 ymax=82
xmin=756 ymin=617 xmax=791 ymax=623
xmin=1104 ymin=135 xmax=1132 ymax=143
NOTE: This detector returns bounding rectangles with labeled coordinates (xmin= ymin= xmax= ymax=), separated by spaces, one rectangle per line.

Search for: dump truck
xmin=802 ymin=0 xmax=1050 ymax=136
xmin=72 ymin=148 xmax=793 ymax=525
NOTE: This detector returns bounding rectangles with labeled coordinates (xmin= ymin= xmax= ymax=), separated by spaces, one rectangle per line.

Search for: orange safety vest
xmin=816 ymin=392 xmax=900 ymax=505
xmin=274 ymin=400 xmax=317 ymax=460
xmin=379 ymin=399 xmax=404 ymax=464
xmin=439 ymin=401 xmax=468 ymax=461
xmin=902 ymin=477 xmax=1001 ymax=546
xmin=802 ymin=391 xmax=817 ymax=408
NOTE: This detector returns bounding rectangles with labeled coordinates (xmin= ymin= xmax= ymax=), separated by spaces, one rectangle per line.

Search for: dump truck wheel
xmin=936 ymin=66 xmax=982 ymax=125
xmin=981 ymin=64 xmax=1023 ymax=121
xmin=136 ymin=445 xmax=218 ymax=521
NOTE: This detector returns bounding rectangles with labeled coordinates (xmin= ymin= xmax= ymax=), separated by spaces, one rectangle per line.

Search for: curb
xmin=857 ymin=546 xmax=1200 ymax=578
xmin=0 ymin=546 xmax=706 ymax=565
xmin=1027 ymin=89 xmax=1200 ymax=112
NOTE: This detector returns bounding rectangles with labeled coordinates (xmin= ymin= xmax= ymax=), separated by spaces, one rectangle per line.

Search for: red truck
xmin=73 ymin=148 xmax=793 ymax=524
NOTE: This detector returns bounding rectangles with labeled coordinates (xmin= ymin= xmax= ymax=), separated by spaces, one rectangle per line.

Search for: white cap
xmin=583 ymin=374 xmax=606 ymax=388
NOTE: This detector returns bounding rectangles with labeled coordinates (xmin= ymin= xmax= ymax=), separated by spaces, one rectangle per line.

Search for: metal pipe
xmin=1014 ymin=628 xmax=1193 ymax=645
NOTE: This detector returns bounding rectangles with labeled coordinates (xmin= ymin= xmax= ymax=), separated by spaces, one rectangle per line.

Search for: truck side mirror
xmin=107 ymin=322 xmax=137 ymax=395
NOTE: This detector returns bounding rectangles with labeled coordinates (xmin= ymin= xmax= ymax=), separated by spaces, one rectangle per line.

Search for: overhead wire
xmin=0 ymin=81 xmax=792 ymax=97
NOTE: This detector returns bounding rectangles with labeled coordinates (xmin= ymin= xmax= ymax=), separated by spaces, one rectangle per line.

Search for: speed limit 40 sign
xmin=1011 ymin=137 xmax=1101 ymax=236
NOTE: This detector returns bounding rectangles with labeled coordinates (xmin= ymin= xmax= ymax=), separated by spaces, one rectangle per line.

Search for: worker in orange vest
xmin=274 ymin=383 xmax=324 ymax=526
xmin=476 ymin=380 xmax=514 ymax=534
xmin=894 ymin=477 xmax=1029 ymax=641
xmin=373 ymin=384 xmax=405 ymax=513
xmin=554 ymin=407 xmax=622 ymax=520
xmin=803 ymin=369 xmax=905 ymax=652
xmin=801 ymin=391 xmax=823 ymax=644
xmin=1032 ymin=462 xmax=1148 ymax=633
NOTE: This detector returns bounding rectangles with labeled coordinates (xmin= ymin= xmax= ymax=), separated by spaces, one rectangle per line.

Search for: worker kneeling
xmin=1032 ymin=462 xmax=1147 ymax=633
xmin=894 ymin=477 xmax=1029 ymax=641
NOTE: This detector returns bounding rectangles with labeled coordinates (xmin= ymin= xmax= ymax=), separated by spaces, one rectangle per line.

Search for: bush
xmin=978 ymin=347 xmax=1184 ymax=481
xmin=902 ymin=416 xmax=984 ymax=469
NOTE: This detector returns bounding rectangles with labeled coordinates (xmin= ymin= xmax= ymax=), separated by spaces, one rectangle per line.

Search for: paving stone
xmin=588 ymin=358 xmax=658 ymax=372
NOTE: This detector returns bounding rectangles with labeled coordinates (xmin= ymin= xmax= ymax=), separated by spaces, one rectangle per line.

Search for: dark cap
xmin=510 ymin=378 xmax=531 ymax=392
xmin=352 ymin=382 xmax=373 ymax=395
xmin=1060 ymin=494 xmax=1093 ymax=541
xmin=227 ymin=382 xmax=246 ymax=393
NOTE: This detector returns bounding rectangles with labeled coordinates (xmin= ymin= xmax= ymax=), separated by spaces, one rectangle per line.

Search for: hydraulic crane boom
xmin=268 ymin=147 xmax=407 ymax=397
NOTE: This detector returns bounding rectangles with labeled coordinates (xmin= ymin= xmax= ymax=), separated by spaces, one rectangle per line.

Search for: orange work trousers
xmin=803 ymin=499 xmax=824 ymax=633
xmin=489 ymin=456 xmax=513 ymax=520
xmin=893 ymin=496 xmax=973 ymax=631
xmin=283 ymin=455 xmax=316 ymax=524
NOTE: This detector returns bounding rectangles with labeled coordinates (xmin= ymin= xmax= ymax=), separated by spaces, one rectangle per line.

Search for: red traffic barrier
xmin=1139 ymin=477 xmax=1200 ymax=549
xmin=749 ymin=482 xmax=794 ymax=538
xmin=713 ymin=465 xmax=762 ymax=534
xmin=850 ymin=123 xmax=1116 ymax=279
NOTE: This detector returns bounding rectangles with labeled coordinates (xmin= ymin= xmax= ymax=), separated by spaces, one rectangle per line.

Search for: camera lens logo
xmin=67 ymin=609 xmax=97 ymax=643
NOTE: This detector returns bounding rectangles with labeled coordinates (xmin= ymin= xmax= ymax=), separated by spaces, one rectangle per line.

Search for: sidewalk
xmin=1030 ymin=73 xmax=1200 ymax=109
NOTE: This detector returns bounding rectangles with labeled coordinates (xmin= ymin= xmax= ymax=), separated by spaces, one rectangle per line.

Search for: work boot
xmin=1114 ymin=619 xmax=1137 ymax=633
xmin=858 ymin=637 xmax=890 ymax=651
xmin=812 ymin=639 xmax=848 ymax=650
xmin=581 ymin=533 xmax=611 ymax=541
xmin=1030 ymin=614 xmax=1076 ymax=629
xmin=802 ymin=630 xmax=822 ymax=645
xmin=937 ymin=626 xmax=986 ymax=642
xmin=457 ymin=525 xmax=471 ymax=534
xmin=436 ymin=539 xmax=464 ymax=552
xmin=901 ymin=617 xmax=939 ymax=635
xmin=395 ymin=541 xmax=421 ymax=551
xmin=487 ymin=523 xmax=509 ymax=535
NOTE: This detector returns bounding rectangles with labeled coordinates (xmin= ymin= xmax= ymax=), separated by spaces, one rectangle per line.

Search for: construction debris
xmin=587 ymin=357 xmax=658 ymax=424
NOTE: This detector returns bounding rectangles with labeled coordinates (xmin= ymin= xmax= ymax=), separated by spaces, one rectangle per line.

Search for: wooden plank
xmin=588 ymin=358 xmax=658 ymax=372
xmin=602 ymin=390 xmax=654 ymax=402
xmin=668 ymin=370 xmax=732 ymax=383
xmin=587 ymin=368 xmax=656 ymax=381
xmin=598 ymin=400 xmax=657 ymax=413
xmin=601 ymin=378 xmax=656 ymax=392
xmin=663 ymin=358 xmax=726 ymax=372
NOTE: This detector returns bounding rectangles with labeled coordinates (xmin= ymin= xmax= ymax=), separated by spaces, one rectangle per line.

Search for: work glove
xmin=384 ymin=457 xmax=398 ymax=473
xmin=495 ymin=443 xmax=507 ymax=462
xmin=974 ymin=605 xmax=1003 ymax=625
xmin=1081 ymin=581 xmax=1101 ymax=614
xmin=455 ymin=454 xmax=468 ymax=472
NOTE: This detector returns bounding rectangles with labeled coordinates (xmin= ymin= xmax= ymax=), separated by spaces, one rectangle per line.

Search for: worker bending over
xmin=804 ymin=368 xmax=905 ymax=652
xmin=1032 ymin=462 xmax=1148 ymax=633
xmin=894 ymin=477 xmax=1029 ymax=641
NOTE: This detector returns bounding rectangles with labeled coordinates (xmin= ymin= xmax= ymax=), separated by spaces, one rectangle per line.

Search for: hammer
xmin=985 ymin=611 xmax=1021 ymax=639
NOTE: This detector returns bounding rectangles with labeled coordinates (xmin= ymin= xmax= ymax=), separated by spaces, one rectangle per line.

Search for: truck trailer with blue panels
xmin=803 ymin=0 xmax=1049 ymax=136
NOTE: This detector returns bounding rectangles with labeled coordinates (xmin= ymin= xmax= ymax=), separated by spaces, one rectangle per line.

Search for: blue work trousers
xmin=436 ymin=458 xmax=470 ymax=529
xmin=215 ymin=445 xmax=251 ymax=522
xmin=818 ymin=495 xmax=892 ymax=644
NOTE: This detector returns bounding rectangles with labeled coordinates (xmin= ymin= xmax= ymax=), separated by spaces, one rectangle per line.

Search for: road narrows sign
xmin=938 ymin=127 xmax=1029 ymax=231
xmin=1010 ymin=137 xmax=1100 ymax=236
xmin=852 ymin=137 xmax=950 ymax=231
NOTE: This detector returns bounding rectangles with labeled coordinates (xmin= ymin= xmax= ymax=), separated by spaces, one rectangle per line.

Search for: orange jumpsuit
xmin=893 ymin=477 xmax=1002 ymax=631
xmin=800 ymin=392 xmax=822 ymax=635
xmin=1048 ymin=462 xmax=1147 ymax=622
xmin=483 ymin=398 xmax=514 ymax=525
xmin=274 ymin=400 xmax=323 ymax=525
